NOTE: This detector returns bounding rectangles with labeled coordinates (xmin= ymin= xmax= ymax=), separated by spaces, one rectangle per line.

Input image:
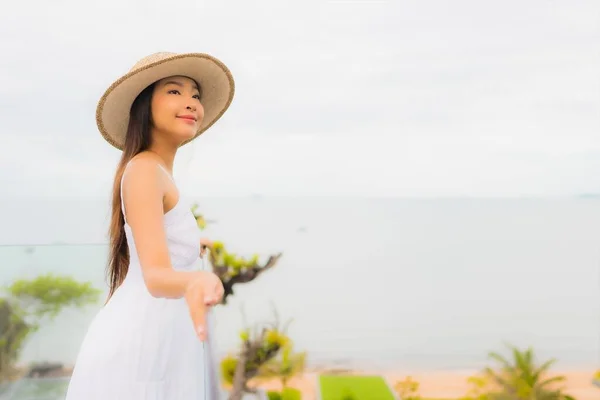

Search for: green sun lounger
xmin=318 ymin=374 xmax=399 ymax=400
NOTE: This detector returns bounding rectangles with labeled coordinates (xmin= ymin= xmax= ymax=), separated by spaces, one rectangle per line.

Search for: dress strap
xmin=156 ymin=163 xmax=175 ymax=183
xmin=120 ymin=162 xmax=131 ymax=224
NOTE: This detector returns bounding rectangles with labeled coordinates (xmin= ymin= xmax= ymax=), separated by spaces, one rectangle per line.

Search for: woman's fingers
xmin=186 ymin=285 xmax=207 ymax=341
xmin=194 ymin=301 xmax=207 ymax=341
xmin=202 ymin=277 xmax=223 ymax=305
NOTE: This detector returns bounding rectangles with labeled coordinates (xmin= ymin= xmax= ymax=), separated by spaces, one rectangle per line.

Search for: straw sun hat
xmin=96 ymin=52 xmax=235 ymax=150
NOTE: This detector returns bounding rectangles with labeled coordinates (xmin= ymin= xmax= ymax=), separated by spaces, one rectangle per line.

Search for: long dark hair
xmin=106 ymin=83 xmax=155 ymax=301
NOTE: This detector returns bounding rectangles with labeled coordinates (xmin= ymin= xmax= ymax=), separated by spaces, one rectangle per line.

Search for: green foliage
xmin=257 ymin=342 xmax=307 ymax=388
xmin=245 ymin=328 xmax=289 ymax=373
xmin=0 ymin=299 xmax=29 ymax=380
xmin=221 ymin=354 xmax=238 ymax=385
xmin=7 ymin=274 xmax=101 ymax=320
xmin=211 ymin=241 xmax=260 ymax=278
xmin=267 ymin=388 xmax=302 ymax=400
xmin=267 ymin=391 xmax=282 ymax=400
xmin=281 ymin=387 xmax=302 ymax=400
xmin=220 ymin=327 xmax=290 ymax=386
xmin=479 ymin=344 xmax=575 ymax=400
xmin=191 ymin=206 xmax=281 ymax=306
xmin=459 ymin=374 xmax=493 ymax=400
xmin=264 ymin=329 xmax=290 ymax=349
xmin=394 ymin=376 xmax=421 ymax=400
xmin=0 ymin=274 xmax=101 ymax=382
xmin=190 ymin=204 xmax=207 ymax=230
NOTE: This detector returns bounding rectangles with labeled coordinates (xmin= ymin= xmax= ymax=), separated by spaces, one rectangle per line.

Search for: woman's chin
xmin=174 ymin=130 xmax=198 ymax=144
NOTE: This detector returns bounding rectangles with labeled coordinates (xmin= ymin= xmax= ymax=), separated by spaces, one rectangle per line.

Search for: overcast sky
xmin=0 ymin=0 xmax=598 ymax=197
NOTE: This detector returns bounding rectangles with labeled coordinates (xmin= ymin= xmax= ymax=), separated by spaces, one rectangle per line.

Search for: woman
xmin=65 ymin=52 xmax=236 ymax=399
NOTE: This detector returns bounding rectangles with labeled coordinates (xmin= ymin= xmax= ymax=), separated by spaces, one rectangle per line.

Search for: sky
xmin=0 ymin=0 xmax=599 ymax=198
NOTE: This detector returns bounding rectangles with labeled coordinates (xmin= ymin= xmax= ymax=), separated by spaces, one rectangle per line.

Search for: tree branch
xmin=213 ymin=253 xmax=283 ymax=304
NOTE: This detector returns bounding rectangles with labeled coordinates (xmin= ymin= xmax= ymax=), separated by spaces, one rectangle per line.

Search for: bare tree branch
xmin=212 ymin=253 xmax=283 ymax=304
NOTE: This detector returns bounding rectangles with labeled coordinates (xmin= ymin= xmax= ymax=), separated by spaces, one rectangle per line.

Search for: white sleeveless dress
xmin=65 ymin=168 xmax=221 ymax=399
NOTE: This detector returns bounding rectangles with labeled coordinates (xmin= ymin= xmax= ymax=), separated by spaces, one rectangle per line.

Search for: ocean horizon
xmin=1 ymin=196 xmax=599 ymax=372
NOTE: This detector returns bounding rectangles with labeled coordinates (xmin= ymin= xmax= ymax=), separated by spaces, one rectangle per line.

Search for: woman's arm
xmin=122 ymin=156 xmax=200 ymax=298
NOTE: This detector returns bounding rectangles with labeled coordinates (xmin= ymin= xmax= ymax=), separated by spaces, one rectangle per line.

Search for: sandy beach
xmin=250 ymin=368 xmax=598 ymax=400
xmin=7 ymin=362 xmax=597 ymax=399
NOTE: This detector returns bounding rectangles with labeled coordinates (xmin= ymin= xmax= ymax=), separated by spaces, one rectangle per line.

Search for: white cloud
xmin=0 ymin=0 xmax=598 ymax=197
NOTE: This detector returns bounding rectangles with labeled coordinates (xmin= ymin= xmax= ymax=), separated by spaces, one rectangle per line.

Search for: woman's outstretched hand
xmin=184 ymin=271 xmax=224 ymax=341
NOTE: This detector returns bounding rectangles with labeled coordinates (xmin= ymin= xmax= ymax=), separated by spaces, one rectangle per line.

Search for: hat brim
xmin=96 ymin=53 xmax=235 ymax=150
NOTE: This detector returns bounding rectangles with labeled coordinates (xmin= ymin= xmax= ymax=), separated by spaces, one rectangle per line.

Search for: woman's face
xmin=150 ymin=76 xmax=204 ymax=145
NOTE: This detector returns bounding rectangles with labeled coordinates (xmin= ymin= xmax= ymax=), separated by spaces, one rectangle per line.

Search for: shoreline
xmin=249 ymin=367 xmax=599 ymax=400
xmin=8 ymin=364 xmax=598 ymax=400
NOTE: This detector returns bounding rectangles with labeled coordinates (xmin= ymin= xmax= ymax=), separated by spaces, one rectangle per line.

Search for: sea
xmin=1 ymin=196 xmax=599 ymax=379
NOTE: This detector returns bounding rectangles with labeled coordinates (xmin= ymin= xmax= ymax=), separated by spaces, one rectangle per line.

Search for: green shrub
xmin=0 ymin=274 xmax=100 ymax=382
xmin=267 ymin=391 xmax=282 ymax=400
xmin=281 ymin=387 xmax=302 ymax=400
xmin=267 ymin=387 xmax=302 ymax=400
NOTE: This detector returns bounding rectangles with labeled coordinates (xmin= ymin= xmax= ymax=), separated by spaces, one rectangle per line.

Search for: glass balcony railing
xmin=0 ymin=244 xmax=108 ymax=400
xmin=1 ymin=195 xmax=600 ymax=400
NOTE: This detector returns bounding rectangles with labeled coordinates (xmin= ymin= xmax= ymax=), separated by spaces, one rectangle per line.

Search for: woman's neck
xmin=146 ymin=146 xmax=176 ymax=174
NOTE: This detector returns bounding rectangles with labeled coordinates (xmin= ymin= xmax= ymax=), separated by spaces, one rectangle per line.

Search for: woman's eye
xmin=193 ymin=94 xmax=201 ymax=100
xmin=168 ymin=89 xmax=180 ymax=95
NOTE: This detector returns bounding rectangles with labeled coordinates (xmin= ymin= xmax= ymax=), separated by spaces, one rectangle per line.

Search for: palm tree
xmin=483 ymin=344 xmax=575 ymax=400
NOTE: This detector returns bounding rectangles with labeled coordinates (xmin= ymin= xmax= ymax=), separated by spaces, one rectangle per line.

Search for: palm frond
xmin=533 ymin=358 xmax=556 ymax=381
xmin=537 ymin=375 xmax=566 ymax=389
xmin=488 ymin=351 xmax=513 ymax=371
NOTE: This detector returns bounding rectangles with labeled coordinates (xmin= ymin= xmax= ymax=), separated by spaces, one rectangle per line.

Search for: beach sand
xmin=249 ymin=368 xmax=598 ymax=400
xmin=12 ymin=363 xmax=597 ymax=399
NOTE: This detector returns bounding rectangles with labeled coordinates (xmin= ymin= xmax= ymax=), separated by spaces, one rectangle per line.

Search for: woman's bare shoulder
xmin=128 ymin=151 xmax=164 ymax=170
xmin=122 ymin=152 xmax=167 ymax=195
xmin=124 ymin=152 xmax=165 ymax=179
